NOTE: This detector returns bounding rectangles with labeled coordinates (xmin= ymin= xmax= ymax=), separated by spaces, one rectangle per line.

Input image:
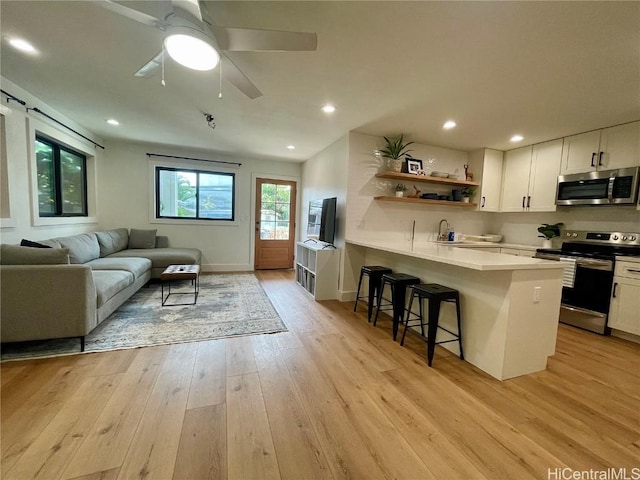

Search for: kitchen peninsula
xmin=346 ymin=239 xmax=566 ymax=380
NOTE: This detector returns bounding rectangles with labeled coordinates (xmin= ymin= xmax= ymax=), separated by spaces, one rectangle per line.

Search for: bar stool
xmin=353 ymin=266 xmax=393 ymax=322
xmin=373 ymin=273 xmax=421 ymax=340
xmin=401 ymin=283 xmax=464 ymax=367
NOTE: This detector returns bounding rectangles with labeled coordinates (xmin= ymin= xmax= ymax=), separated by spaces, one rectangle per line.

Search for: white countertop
xmin=347 ymin=239 xmax=564 ymax=271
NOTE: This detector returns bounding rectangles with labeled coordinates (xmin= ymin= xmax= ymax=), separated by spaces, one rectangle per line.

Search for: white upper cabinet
xmin=468 ymin=148 xmax=504 ymax=212
xmin=599 ymin=122 xmax=640 ymax=170
xmin=528 ymin=139 xmax=563 ymax=212
xmin=500 ymin=146 xmax=533 ymax=212
xmin=560 ymin=121 xmax=639 ymax=175
xmin=500 ymin=139 xmax=562 ymax=213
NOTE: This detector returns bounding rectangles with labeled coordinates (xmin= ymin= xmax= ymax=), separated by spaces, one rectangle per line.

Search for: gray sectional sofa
xmin=0 ymin=228 xmax=201 ymax=349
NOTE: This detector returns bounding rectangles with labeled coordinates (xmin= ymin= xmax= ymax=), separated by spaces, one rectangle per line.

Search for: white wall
xmin=99 ymin=140 xmax=301 ymax=271
xmin=346 ymin=131 xmax=492 ymax=246
xmin=300 ymin=134 xmax=349 ymax=296
xmin=0 ymin=78 xmax=104 ymax=244
xmin=488 ymin=208 xmax=640 ymax=247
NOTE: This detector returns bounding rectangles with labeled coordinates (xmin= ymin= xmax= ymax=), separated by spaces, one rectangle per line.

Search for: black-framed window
xmin=155 ymin=166 xmax=235 ymax=220
xmin=35 ymin=134 xmax=87 ymax=217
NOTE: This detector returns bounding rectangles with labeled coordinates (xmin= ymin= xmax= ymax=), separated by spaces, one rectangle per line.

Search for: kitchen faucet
xmin=438 ymin=219 xmax=450 ymax=241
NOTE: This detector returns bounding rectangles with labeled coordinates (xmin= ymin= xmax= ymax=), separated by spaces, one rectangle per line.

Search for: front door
xmin=254 ymin=178 xmax=296 ymax=269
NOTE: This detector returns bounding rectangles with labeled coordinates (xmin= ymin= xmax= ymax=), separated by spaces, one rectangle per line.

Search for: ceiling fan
xmin=97 ymin=0 xmax=318 ymax=99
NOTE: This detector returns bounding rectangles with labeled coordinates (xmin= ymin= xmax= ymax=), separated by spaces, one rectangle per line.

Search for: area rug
xmin=1 ymin=273 xmax=287 ymax=361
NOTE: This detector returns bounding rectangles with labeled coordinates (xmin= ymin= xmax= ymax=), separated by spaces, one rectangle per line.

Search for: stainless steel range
xmin=535 ymin=230 xmax=640 ymax=334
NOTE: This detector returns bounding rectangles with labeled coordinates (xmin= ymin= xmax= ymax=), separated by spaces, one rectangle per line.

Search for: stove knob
xmin=613 ymin=235 xmax=619 ymax=240
xmin=622 ymin=236 xmax=628 ymax=241
xmin=572 ymin=233 xmax=578 ymax=238
xmin=565 ymin=232 xmax=571 ymax=237
xmin=631 ymin=236 xmax=637 ymax=241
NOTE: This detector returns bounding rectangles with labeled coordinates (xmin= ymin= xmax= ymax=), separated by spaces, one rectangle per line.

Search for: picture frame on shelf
xmin=406 ymin=158 xmax=423 ymax=174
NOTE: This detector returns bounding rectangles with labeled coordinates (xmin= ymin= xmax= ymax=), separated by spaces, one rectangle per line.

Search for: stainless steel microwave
xmin=556 ymin=166 xmax=640 ymax=206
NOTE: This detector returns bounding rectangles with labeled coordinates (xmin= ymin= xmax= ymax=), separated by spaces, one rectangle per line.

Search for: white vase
xmin=462 ymin=196 xmax=470 ymax=203
xmin=542 ymin=239 xmax=553 ymax=248
xmin=395 ymin=191 xmax=404 ymax=198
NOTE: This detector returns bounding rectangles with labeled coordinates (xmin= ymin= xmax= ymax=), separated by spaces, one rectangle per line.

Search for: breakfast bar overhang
xmin=346 ymin=239 xmax=566 ymax=380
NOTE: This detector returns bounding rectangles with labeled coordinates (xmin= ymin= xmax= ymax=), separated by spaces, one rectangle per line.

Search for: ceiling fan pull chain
xmin=161 ymin=45 xmax=166 ymax=87
xmin=218 ymin=59 xmax=223 ymax=99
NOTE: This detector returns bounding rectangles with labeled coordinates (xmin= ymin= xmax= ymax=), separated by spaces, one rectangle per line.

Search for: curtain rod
xmin=27 ymin=107 xmax=105 ymax=150
xmin=146 ymin=153 xmax=242 ymax=167
xmin=0 ymin=89 xmax=26 ymax=106
xmin=1 ymin=88 xmax=105 ymax=150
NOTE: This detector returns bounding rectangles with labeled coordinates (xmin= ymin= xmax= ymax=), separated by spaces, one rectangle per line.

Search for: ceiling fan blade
xmin=212 ymin=26 xmax=317 ymax=52
xmin=93 ymin=0 xmax=164 ymax=30
xmin=134 ymin=52 xmax=163 ymax=78
xmin=221 ymin=55 xmax=262 ymax=99
xmin=171 ymin=0 xmax=203 ymax=23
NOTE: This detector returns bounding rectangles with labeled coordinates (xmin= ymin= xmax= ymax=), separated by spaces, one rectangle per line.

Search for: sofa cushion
xmin=92 ymin=270 xmax=134 ymax=307
xmin=0 ymin=244 xmax=70 ymax=265
xmin=20 ymin=239 xmax=52 ymax=248
xmin=128 ymin=229 xmax=157 ymax=249
xmin=109 ymin=248 xmax=201 ymax=269
xmin=56 ymin=233 xmax=100 ymax=264
xmin=86 ymin=257 xmax=151 ymax=280
xmin=95 ymin=228 xmax=129 ymax=257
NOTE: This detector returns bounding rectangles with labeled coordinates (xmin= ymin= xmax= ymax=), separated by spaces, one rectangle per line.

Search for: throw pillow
xmin=0 ymin=244 xmax=70 ymax=265
xmin=96 ymin=228 xmax=129 ymax=257
xmin=128 ymin=229 xmax=157 ymax=249
xmin=56 ymin=233 xmax=100 ymax=264
xmin=20 ymin=239 xmax=52 ymax=248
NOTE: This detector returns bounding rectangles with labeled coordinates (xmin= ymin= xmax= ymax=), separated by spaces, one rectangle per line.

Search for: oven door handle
xmin=607 ymin=171 xmax=617 ymax=203
xmin=575 ymin=258 xmax=613 ymax=270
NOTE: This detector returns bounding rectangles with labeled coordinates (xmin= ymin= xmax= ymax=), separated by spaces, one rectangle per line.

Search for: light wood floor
xmin=2 ymin=270 xmax=639 ymax=480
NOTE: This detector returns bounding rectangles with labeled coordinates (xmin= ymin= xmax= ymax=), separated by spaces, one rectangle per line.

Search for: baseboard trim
xmin=201 ymin=263 xmax=253 ymax=272
xmin=338 ymin=290 xmax=356 ymax=302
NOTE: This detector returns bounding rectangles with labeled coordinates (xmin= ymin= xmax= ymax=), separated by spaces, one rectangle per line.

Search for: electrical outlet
xmin=533 ymin=286 xmax=542 ymax=303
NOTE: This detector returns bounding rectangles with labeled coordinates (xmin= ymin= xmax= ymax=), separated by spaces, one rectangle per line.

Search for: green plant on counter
xmin=395 ymin=183 xmax=407 ymax=192
xmin=461 ymin=186 xmax=476 ymax=197
xmin=379 ymin=134 xmax=414 ymax=160
xmin=537 ymin=222 xmax=564 ymax=239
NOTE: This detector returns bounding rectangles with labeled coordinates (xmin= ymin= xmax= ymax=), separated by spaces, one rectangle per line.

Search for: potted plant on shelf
xmin=460 ymin=186 xmax=476 ymax=203
xmin=395 ymin=183 xmax=407 ymax=198
xmin=537 ymin=222 xmax=564 ymax=248
xmin=379 ymin=135 xmax=414 ymax=172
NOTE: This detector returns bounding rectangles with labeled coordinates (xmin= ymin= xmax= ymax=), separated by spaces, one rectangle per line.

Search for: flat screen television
xmin=318 ymin=197 xmax=337 ymax=244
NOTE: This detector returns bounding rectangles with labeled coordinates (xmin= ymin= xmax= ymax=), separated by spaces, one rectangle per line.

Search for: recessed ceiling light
xmin=510 ymin=134 xmax=524 ymax=142
xmin=443 ymin=120 xmax=456 ymax=130
xmin=9 ymin=37 xmax=37 ymax=54
xmin=321 ymin=105 xmax=336 ymax=114
xmin=287 ymin=145 xmax=295 ymax=150
xmin=106 ymin=119 xmax=120 ymax=126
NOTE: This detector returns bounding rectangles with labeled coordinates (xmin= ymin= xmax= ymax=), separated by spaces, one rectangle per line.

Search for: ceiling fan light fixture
xmin=164 ymin=29 xmax=219 ymax=71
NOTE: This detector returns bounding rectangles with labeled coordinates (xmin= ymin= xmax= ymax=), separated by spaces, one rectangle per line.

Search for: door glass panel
xmin=260 ymin=183 xmax=292 ymax=240
xmin=261 ymin=221 xmax=276 ymax=240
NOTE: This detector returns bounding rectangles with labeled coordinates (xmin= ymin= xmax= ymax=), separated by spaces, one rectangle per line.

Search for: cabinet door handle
xmin=612 ymin=282 xmax=618 ymax=298
xmin=628 ymin=268 xmax=640 ymax=274
xmin=526 ymin=196 xmax=531 ymax=208
xmin=481 ymin=196 xmax=486 ymax=208
xmin=591 ymin=152 xmax=596 ymax=167
xmin=522 ymin=196 xmax=526 ymax=209
xmin=598 ymin=151 xmax=604 ymax=166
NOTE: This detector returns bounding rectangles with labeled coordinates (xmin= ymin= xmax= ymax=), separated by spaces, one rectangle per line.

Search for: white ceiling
xmin=1 ymin=1 xmax=639 ymax=162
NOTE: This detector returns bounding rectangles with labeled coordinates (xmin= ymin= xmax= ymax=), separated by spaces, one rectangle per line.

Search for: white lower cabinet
xmin=608 ymin=261 xmax=640 ymax=336
xmin=295 ymin=241 xmax=338 ymax=300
